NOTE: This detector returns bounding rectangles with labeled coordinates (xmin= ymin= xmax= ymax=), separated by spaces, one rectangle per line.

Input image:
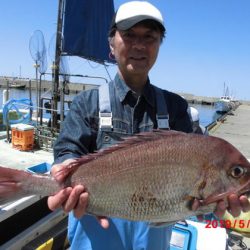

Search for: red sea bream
xmin=0 ymin=130 xmax=250 ymax=223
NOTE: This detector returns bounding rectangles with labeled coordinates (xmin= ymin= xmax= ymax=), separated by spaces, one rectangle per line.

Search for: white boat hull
xmin=215 ymin=96 xmax=232 ymax=113
xmin=215 ymin=101 xmax=231 ymax=113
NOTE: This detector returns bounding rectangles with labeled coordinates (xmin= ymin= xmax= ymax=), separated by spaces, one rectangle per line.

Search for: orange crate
xmin=11 ymin=124 xmax=34 ymax=151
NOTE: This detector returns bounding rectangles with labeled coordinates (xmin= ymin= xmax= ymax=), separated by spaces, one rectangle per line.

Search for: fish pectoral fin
xmin=187 ymin=190 xmax=200 ymax=201
xmin=149 ymin=220 xmax=178 ymax=228
xmin=187 ymin=179 xmax=207 ymax=201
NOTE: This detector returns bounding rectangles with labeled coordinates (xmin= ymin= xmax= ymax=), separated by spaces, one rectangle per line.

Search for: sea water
xmin=191 ymin=103 xmax=221 ymax=127
xmin=0 ymin=88 xmax=219 ymax=127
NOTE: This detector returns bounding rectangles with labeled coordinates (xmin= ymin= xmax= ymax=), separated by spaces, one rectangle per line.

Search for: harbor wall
xmin=1 ymin=76 xmax=249 ymax=105
xmin=0 ymin=76 xmax=98 ymax=93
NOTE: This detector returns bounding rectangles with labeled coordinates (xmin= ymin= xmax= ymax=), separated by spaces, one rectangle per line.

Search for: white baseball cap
xmin=113 ymin=1 xmax=165 ymax=31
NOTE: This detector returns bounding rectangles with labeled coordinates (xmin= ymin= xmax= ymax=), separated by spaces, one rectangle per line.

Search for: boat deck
xmin=0 ymin=132 xmax=62 ymax=249
xmin=0 ymin=133 xmax=53 ymax=170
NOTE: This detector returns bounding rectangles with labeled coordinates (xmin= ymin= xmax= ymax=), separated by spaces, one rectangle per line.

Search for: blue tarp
xmin=63 ymin=0 xmax=115 ymax=63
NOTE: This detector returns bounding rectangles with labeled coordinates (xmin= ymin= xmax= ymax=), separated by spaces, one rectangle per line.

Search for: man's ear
xmin=109 ymin=39 xmax=114 ymax=55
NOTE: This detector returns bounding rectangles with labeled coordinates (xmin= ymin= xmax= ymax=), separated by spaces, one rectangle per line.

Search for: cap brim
xmin=116 ymin=15 xmax=165 ymax=31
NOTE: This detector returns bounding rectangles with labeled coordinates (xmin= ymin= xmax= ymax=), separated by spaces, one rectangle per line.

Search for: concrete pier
xmin=209 ymin=104 xmax=250 ymax=159
xmin=209 ymin=105 xmax=250 ymax=248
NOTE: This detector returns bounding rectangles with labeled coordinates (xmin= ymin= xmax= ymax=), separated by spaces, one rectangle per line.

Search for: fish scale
xmin=75 ymin=154 xmax=205 ymax=220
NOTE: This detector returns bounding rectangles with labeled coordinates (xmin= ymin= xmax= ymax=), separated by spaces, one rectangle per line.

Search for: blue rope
xmin=3 ymin=98 xmax=33 ymax=125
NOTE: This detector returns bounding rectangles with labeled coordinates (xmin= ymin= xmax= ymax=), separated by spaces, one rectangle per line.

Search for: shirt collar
xmin=114 ymin=73 xmax=155 ymax=107
xmin=114 ymin=73 xmax=130 ymax=102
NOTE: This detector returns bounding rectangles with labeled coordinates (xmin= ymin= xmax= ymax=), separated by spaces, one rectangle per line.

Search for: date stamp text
xmin=205 ymin=219 xmax=250 ymax=229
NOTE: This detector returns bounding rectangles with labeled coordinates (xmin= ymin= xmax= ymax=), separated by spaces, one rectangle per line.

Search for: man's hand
xmin=214 ymin=194 xmax=250 ymax=218
xmin=47 ymin=159 xmax=109 ymax=228
xmin=192 ymin=194 xmax=250 ymax=219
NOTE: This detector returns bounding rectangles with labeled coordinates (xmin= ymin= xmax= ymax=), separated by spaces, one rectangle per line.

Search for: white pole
xmin=3 ymin=89 xmax=9 ymax=105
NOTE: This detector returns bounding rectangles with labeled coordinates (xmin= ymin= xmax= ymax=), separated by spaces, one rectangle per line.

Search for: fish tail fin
xmin=0 ymin=166 xmax=54 ymax=204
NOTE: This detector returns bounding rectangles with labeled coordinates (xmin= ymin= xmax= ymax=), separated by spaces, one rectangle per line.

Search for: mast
xmin=51 ymin=0 xmax=64 ymax=129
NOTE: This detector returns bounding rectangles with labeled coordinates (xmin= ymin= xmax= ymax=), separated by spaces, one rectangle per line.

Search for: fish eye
xmin=230 ymin=166 xmax=245 ymax=178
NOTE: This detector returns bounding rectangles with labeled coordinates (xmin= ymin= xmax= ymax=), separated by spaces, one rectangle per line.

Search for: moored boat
xmin=9 ymin=82 xmax=26 ymax=89
xmin=215 ymin=95 xmax=232 ymax=113
xmin=215 ymin=84 xmax=233 ymax=113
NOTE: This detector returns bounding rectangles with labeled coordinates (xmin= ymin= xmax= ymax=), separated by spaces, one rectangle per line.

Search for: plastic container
xmin=11 ymin=123 xmax=34 ymax=151
xmin=26 ymin=162 xmax=52 ymax=174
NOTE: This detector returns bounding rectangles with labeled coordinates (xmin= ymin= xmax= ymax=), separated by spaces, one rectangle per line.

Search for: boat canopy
xmin=62 ymin=0 xmax=115 ymax=64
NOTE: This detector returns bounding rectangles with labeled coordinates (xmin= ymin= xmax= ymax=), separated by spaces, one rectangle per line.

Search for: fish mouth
xmin=201 ymin=180 xmax=250 ymax=206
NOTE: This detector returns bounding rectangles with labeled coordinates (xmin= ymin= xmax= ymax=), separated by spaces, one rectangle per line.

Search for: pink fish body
xmin=0 ymin=130 xmax=250 ymax=223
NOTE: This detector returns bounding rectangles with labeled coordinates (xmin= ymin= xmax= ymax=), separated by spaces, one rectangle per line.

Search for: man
xmin=48 ymin=1 xmax=250 ymax=249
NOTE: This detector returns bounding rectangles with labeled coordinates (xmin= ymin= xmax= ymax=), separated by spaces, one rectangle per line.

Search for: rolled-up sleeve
xmin=53 ymin=90 xmax=98 ymax=164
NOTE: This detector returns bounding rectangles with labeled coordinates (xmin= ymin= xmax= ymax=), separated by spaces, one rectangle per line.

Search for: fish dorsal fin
xmin=76 ymin=129 xmax=186 ymax=166
xmin=120 ymin=129 xmax=185 ymax=147
xmin=76 ymin=130 xmax=184 ymax=166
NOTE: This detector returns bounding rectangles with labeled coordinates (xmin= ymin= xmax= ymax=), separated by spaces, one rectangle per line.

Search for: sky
xmin=0 ymin=0 xmax=250 ymax=100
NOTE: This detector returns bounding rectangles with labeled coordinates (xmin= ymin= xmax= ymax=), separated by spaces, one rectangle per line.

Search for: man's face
xmin=110 ymin=23 xmax=162 ymax=79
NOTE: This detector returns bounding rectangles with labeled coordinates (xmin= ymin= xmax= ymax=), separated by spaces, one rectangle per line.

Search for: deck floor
xmin=0 ymin=135 xmax=53 ymax=170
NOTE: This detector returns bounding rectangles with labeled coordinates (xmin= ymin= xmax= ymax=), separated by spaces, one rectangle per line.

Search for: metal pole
xmin=19 ymin=65 xmax=22 ymax=78
xmin=29 ymin=79 xmax=32 ymax=123
xmin=6 ymin=79 xmax=9 ymax=96
xmin=38 ymin=73 xmax=44 ymax=122
xmin=51 ymin=0 xmax=64 ymax=129
xmin=34 ymin=60 xmax=40 ymax=124
xmin=6 ymin=79 xmax=10 ymax=142
xmin=59 ymin=80 xmax=65 ymax=123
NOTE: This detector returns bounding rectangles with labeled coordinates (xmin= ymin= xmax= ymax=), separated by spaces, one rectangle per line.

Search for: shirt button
xmin=103 ymin=135 xmax=111 ymax=142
